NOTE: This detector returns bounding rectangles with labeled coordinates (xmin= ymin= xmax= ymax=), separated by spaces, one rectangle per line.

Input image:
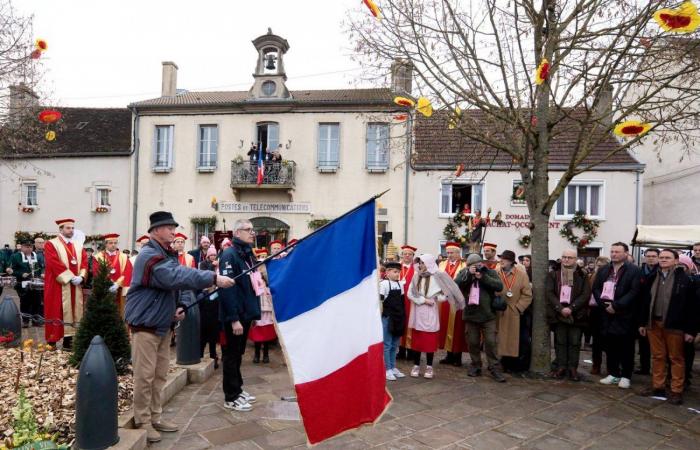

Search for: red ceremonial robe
xmin=438 ymin=260 xmax=468 ymax=353
xmin=178 ymin=253 xmax=196 ymax=268
xmin=43 ymin=237 xmax=88 ymax=343
xmin=94 ymin=250 xmax=133 ymax=318
xmin=399 ymin=263 xmax=415 ymax=349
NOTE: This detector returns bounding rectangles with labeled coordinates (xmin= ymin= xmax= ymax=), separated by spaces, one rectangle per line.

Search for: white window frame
xmin=365 ymin=122 xmax=389 ymax=172
xmin=193 ymin=222 xmax=213 ymax=247
xmin=554 ymin=179 xmax=606 ymax=220
xmin=96 ymin=187 xmax=111 ymax=209
xmin=438 ymin=179 xmax=486 ymax=218
xmin=197 ymin=124 xmax=218 ymax=172
xmin=153 ymin=125 xmax=174 ymax=172
xmin=20 ymin=181 xmax=38 ymax=207
xmin=317 ymin=123 xmax=340 ymax=172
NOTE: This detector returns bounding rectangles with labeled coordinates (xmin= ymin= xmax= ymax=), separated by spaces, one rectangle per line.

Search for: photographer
xmin=455 ymin=254 xmax=505 ymax=382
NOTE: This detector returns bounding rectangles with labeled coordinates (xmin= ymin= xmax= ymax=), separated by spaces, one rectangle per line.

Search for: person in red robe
xmin=43 ymin=218 xmax=88 ymax=348
xmin=483 ymin=242 xmax=499 ymax=270
xmin=397 ymin=244 xmax=417 ymax=359
xmin=172 ymin=233 xmax=196 ymax=267
xmin=438 ymin=242 xmax=468 ymax=366
xmin=94 ymin=233 xmax=133 ymax=319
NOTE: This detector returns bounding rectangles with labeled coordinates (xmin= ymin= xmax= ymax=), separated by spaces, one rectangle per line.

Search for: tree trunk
xmin=528 ymin=210 xmax=551 ymax=374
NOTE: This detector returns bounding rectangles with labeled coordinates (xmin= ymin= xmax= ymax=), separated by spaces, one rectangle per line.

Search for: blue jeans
xmin=382 ymin=316 xmax=400 ymax=370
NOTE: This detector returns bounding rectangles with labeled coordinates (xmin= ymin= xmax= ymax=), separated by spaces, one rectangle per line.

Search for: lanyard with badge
xmin=601 ymin=266 xmax=622 ymax=301
xmin=559 ymin=272 xmax=572 ymax=305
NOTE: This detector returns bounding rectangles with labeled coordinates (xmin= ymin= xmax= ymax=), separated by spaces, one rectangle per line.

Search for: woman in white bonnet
xmin=407 ymin=254 xmax=465 ymax=378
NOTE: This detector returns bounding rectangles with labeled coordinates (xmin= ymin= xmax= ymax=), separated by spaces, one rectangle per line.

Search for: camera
xmin=477 ymin=265 xmax=489 ymax=273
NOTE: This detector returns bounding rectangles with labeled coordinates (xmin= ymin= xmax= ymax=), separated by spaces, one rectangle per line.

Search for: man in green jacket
xmin=456 ymin=253 xmax=505 ymax=381
xmin=11 ymin=240 xmax=44 ymax=327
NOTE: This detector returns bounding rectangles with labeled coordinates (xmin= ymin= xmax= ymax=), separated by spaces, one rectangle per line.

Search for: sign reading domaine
xmin=218 ymin=201 xmax=311 ymax=214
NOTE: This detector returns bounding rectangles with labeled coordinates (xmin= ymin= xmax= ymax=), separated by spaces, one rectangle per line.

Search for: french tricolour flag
xmin=267 ymin=199 xmax=390 ymax=444
xmin=256 ymin=144 xmax=265 ymax=185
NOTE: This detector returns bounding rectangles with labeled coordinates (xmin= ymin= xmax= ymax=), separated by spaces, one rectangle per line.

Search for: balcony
xmin=230 ymin=159 xmax=296 ymax=200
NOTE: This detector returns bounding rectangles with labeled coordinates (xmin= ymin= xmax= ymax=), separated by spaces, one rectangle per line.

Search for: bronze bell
xmin=265 ymin=54 xmax=277 ymax=70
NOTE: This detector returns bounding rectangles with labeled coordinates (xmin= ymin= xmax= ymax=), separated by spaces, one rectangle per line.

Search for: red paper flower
xmin=454 ymin=163 xmax=464 ymax=177
xmin=614 ymin=120 xmax=652 ymax=137
xmin=35 ymin=39 xmax=48 ymax=52
xmin=362 ymin=0 xmax=382 ymax=19
xmin=534 ymin=58 xmax=550 ymax=85
xmin=38 ymin=109 xmax=62 ymax=124
xmin=654 ymin=1 xmax=700 ymax=33
xmin=393 ymin=96 xmax=415 ymax=107
xmin=393 ymin=113 xmax=408 ymax=121
xmin=30 ymin=49 xmax=42 ymax=60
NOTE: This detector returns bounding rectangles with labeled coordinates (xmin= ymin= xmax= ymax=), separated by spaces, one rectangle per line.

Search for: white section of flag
xmin=277 ymin=271 xmax=382 ymax=385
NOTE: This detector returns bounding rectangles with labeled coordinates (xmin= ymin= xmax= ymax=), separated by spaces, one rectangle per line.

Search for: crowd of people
xmin=378 ymin=241 xmax=700 ymax=406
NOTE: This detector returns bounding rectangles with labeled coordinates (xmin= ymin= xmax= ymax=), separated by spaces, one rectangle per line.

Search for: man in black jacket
xmin=218 ymin=219 xmax=262 ymax=412
xmin=593 ymin=242 xmax=641 ymax=389
xmin=638 ymin=249 xmax=698 ymax=405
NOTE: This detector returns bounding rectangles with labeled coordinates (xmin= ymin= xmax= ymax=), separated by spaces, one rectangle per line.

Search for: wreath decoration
xmin=518 ymin=234 xmax=531 ymax=248
xmin=442 ymin=211 xmax=471 ymax=246
xmin=559 ymin=211 xmax=599 ymax=248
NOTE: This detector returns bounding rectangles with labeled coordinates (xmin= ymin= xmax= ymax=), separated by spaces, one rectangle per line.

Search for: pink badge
xmin=249 ymin=271 xmax=265 ymax=296
xmin=589 ymin=293 xmax=597 ymax=307
xmin=559 ymin=285 xmax=571 ymax=304
xmin=468 ymin=284 xmax=480 ymax=306
xmin=601 ymin=281 xmax=615 ymax=300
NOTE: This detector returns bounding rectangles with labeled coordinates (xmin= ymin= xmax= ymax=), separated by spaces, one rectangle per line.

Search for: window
xmin=193 ymin=222 xmax=213 ymax=246
xmin=256 ymin=122 xmax=279 ymax=154
xmin=21 ymin=182 xmax=37 ymax=207
xmin=366 ymin=123 xmax=389 ymax=171
xmin=317 ymin=123 xmax=340 ymax=171
xmin=198 ymin=125 xmax=218 ymax=171
xmin=153 ymin=125 xmax=174 ymax=171
xmin=262 ymin=81 xmax=276 ymax=96
xmin=555 ymin=182 xmax=604 ymax=219
xmin=440 ymin=181 xmax=483 ymax=216
xmin=96 ymin=187 xmax=110 ymax=207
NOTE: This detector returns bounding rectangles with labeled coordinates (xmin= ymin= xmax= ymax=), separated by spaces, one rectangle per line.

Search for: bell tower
xmin=249 ymin=28 xmax=291 ymax=100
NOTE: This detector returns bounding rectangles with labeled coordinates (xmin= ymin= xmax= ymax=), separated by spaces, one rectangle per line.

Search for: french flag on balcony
xmin=256 ymin=144 xmax=265 ymax=185
xmin=267 ymin=199 xmax=390 ymax=444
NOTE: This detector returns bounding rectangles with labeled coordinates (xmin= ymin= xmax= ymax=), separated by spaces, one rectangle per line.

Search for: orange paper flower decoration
xmin=614 ymin=120 xmax=652 ymax=137
xmin=30 ymin=49 xmax=42 ymax=60
xmin=454 ymin=163 xmax=464 ymax=177
xmin=654 ymin=1 xmax=700 ymax=33
xmin=362 ymin=0 xmax=382 ymax=19
xmin=393 ymin=96 xmax=415 ymax=107
xmin=393 ymin=113 xmax=408 ymax=121
xmin=35 ymin=39 xmax=48 ymax=52
xmin=38 ymin=109 xmax=62 ymax=124
xmin=535 ymin=59 xmax=550 ymax=85
xmin=45 ymin=130 xmax=56 ymax=141
xmin=416 ymin=97 xmax=433 ymax=117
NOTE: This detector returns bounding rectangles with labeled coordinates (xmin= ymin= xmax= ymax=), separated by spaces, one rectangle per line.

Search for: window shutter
xmin=268 ymin=123 xmax=279 ymax=152
xmin=472 ymin=184 xmax=483 ymax=212
xmin=441 ymin=182 xmax=452 ymax=214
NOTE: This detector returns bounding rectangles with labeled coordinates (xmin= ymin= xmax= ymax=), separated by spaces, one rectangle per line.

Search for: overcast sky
xmin=17 ymin=0 xmax=371 ymax=107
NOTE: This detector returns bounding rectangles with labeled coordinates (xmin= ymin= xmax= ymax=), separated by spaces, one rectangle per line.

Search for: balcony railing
xmin=230 ymin=160 xmax=296 ymax=189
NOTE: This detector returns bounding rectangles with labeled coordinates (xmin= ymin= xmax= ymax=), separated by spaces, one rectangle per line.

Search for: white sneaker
xmin=223 ymin=397 xmax=252 ymax=412
xmin=424 ymin=366 xmax=434 ymax=379
xmin=392 ymin=368 xmax=406 ymax=378
xmin=241 ymin=390 xmax=256 ymax=404
xmin=386 ymin=369 xmax=397 ymax=381
xmin=410 ymin=365 xmax=420 ymax=377
xmin=618 ymin=377 xmax=631 ymax=389
xmin=599 ymin=375 xmax=621 ymax=385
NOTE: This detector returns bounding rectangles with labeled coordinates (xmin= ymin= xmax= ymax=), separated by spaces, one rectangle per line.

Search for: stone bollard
xmin=0 ymin=296 xmax=21 ymax=347
xmin=176 ymin=297 xmax=201 ymax=365
xmin=75 ymin=335 xmax=119 ymax=450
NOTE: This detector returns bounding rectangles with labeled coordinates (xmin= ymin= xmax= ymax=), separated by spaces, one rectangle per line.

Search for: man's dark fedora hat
xmin=148 ymin=211 xmax=179 ymax=232
xmin=498 ymin=249 xmax=518 ymax=263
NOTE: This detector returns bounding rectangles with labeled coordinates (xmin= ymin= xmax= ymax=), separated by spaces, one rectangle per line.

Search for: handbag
xmin=491 ymin=295 xmax=507 ymax=312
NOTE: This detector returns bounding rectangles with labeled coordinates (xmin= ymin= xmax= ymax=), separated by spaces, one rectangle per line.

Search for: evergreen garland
xmin=442 ymin=211 xmax=471 ymax=246
xmin=70 ymin=259 xmax=130 ymax=373
xmin=559 ymin=211 xmax=600 ymax=248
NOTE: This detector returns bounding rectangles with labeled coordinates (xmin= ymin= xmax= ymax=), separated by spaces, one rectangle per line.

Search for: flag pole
xmin=183 ymin=189 xmax=391 ymax=311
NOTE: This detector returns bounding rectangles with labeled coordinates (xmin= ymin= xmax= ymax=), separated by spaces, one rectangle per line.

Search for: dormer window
xmin=262 ymin=81 xmax=276 ymax=96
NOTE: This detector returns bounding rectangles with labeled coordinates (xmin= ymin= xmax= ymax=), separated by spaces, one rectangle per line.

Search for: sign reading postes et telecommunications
xmin=218 ymin=202 xmax=311 ymax=214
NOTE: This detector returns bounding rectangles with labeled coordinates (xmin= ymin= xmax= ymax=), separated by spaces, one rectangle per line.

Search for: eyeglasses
xmin=239 ymin=228 xmax=256 ymax=234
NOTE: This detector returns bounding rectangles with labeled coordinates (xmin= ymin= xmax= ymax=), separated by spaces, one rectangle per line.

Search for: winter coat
xmin=218 ymin=238 xmax=262 ymax=325
xmin=639 ymin=266 xmax=700 ymax=336
xmin=546 ymin=267 xmax=591 ymax=326
xmin=592 ymin=261 xmax=641 ymax=336
xmin=496 ymin=266 xmax=533 ymax=357
xmin=456 ymin=267 xmax=504 ymax=323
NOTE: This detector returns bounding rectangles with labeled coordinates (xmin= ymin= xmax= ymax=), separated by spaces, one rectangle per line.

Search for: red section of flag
xmin=294 ymin=342 xmax=390 ymax=444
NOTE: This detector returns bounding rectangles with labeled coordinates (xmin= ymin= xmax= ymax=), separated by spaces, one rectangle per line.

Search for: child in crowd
xmin=380 ymin=261 xmax=406 ymax=381
xmin=249 ymin=248 xmax=276 ymax=363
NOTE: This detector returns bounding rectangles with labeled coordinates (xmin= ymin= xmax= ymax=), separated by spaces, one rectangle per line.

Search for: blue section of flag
xmin=267 ymin=200 xmax=377 ymax=323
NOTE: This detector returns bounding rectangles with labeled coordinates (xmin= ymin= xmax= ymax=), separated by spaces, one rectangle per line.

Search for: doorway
xmin=250 ymin=217 xmax=289 ymax=248
xmin=256 ymin=122 xmax=279 ymax=155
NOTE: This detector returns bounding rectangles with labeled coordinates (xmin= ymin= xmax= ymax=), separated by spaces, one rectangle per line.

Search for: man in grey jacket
xmin=125 ymin=211 xmax=234 ymax=443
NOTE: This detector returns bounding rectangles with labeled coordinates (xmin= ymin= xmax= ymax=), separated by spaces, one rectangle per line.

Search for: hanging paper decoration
xmin=614 ymin=120 xmax=652 ymax=137
xmin=362 ymin=0 xmax=382 ymax=19
xmin=393 ymin=113 xmax=408 ymax=121
xmin=30 ymin=49 xmax=42 ymax=60
xmin=393 ymin=96 xmax=415 ymax=107
xmin=448 ymin=106 xmax=462 ymax=129
xmin=38 ymin=109 xmax=62 ymax=124
xmin=454 ymin=163 xmax=464 ymax=177
xmin=653 ymin=1 xmax=700 ymax=33
xmin=416 ymin=97 xmax=433 ymax=117
xmin=45 ymin=131 xmax=56 ymax=142
xmin=534 ymin=58 xmax=550 ymax=85
xmin=35 ymin=39 xmax=48 ymax=52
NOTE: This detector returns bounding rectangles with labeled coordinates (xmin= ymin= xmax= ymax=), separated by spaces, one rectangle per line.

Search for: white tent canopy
xmin=632 ymin=225 xmax=700 ymax=249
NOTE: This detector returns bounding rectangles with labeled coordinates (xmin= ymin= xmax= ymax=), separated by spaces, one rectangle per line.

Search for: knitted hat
xmin=466 ymin=253 xmax=482 ymax=266
xmin=206 ymin=246 xmax=217 ymax=258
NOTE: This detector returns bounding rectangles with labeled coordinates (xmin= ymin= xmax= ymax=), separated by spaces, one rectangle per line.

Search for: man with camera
xmin=456 ymin=254 xmax=505 ymax=382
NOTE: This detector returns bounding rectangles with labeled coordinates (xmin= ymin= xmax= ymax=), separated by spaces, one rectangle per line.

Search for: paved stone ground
xmin=3 ymin=290 xmax=700 ymax=449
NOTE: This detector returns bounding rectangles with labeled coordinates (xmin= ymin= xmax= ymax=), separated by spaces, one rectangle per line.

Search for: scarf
xmin=561 ymin=266 xmax=575 ymax=286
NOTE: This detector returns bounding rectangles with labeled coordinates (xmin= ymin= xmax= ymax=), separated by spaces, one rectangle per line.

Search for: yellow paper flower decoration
xmin=448 ymin=106 xmax=462 ymax=129
xmin=614 ymin=120 xmax=652 ymax=137
xmin=416 ymin=97 xmax=433 ymax=117
xmin=363 ymin=0 xmax=382 ymax=19
xmin=534 ymin=59 xmax=550 ymax=85
xmin=45 ymin=130 xmax=56 ymax=141
xmin=654 ymin=1 xmax=700 ymax=33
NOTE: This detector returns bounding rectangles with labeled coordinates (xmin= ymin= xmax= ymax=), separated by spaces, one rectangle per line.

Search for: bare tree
xmin=347 ymin=0 xmax=700 ymax=373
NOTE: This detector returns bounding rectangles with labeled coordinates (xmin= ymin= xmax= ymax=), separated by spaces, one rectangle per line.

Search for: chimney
xmin=391 ymin=59 xmax=413 ymax=95
xmin=161 ymin=61 xmax=178 ymax=97
xmin=594 ymin=83 xmax=613 ymax=126
xmin=8 ymin=83 xmax=39 ymax=117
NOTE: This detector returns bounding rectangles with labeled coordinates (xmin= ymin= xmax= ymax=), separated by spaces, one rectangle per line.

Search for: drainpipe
xmin=403 ymin=113 xmax=413 ymax=245
xmin=129 ymin=107 xmax=140 ymax=246
xmin=634 ymin=168 xmax=642 ymax=261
